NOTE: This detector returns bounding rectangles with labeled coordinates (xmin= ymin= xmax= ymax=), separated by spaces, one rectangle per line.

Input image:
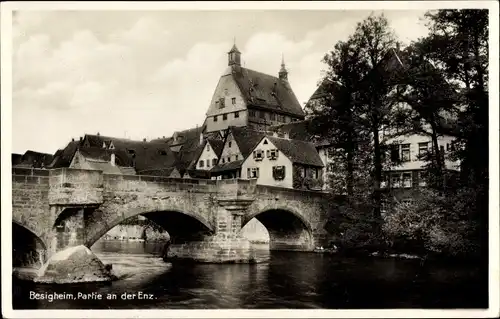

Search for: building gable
xmin=241 ymin=136 xmax=293 ymax=188
xmin=218 ymin=131 xmax=243 ymax=164
xmin=194 ymin=140 xmax=219 ymax=170
xmin=205 ymin=72 xmax=248 ymax=133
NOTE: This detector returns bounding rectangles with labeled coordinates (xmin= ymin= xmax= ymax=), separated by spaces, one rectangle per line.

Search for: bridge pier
xmin=166 ymin=200 xmax=253 ymax=263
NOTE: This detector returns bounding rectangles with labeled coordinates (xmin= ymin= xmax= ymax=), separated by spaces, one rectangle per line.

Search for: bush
xmin=383 ymin=188 xmax=481 ymax=259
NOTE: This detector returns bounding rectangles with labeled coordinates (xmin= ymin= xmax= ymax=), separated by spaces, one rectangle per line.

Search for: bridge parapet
xmin=48 ymin=168 xmax=104 ymax=205
xmin=103 ymin=174 xmax=218 ymax=193
xmin=215 ymin=179 xmax=257 ymax=201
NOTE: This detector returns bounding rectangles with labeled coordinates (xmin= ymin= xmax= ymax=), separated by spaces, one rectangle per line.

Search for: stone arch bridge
xmin=12 ymin=168 xmax=333 ymax=263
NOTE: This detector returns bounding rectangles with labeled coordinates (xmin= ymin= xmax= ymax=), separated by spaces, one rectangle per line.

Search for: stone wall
xmin=12 ymin=168 xmax=51 ymax=246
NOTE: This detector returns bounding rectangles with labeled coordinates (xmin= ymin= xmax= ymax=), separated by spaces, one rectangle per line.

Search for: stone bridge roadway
xmin=12 ymin=168 xmax=332 ymax=263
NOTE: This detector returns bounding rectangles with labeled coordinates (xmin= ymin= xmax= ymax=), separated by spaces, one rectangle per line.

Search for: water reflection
xmin=12 ymin=240 xmax=487 ymax=309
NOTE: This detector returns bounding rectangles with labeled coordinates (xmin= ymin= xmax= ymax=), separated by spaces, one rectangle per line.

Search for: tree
xmin=351 ymin=13 xmax=402 ymax=220
xmin=417 ymin=9 xmax=489 ymax=260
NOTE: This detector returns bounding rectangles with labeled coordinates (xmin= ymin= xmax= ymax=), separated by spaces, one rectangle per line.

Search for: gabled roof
xmin=231 ymin=66 xmax=305 ymax=118
xmin=21 ymin=150 xmax=54 ymax=167
xmin=77 ymin=147 xmax=114 ymax=162
xmin=50 ymin=141 xmax=80 ymax=168
xmin=207 ymin=138 xmax=224 ymax=158
xmin=229 ymin=126 xmax=266 ymax=159
xmin=12 ymin=153 xmax=23 ymax=166
xmin=265 ymin=136 xmax=324 ymax=167
xmin=267 ymin=120 xmax=332 ymax=147
xmin=210 ymin=160 xmax=244 ymax=173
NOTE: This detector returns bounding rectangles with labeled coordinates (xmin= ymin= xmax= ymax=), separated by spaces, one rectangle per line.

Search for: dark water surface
xmin=13 ymin=240 xmax=488 ymax=309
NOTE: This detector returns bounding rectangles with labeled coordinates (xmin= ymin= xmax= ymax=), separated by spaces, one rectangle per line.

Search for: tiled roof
xmin=50 ymin=141 xmax=80 ymax=168
xmin=266 ymin=136 xmax=324 ymax=167
xmin=230 ymin=126 xmax=266 ymax=159
xmin=267 ymin=120 xmax=332 ymax=147
xmin=12 ymin=153 xmax=23 ymax=166
xmin=21 ymin=150 xmax=54 ymax=167
xmin=207 ymin=138 xmax=224 ymax=158
xmin=77 ymin=147 xmax=113 ymax=162
xmin=136 ymin=167 xmax=178 ymax=177
xmin=231 ymin=66 xmax=305 ymax=118
xmin=210 ymin=160 xmax=244 ymax=173
xmin=81 ymin=134 xmax=178 ymax=172
xmin=86 ymin=161 xmax=123 ymax=175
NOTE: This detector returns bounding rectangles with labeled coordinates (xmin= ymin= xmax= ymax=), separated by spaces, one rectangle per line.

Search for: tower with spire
xmin=228 ymin=40 xmax=241 ymax=67
xmin=278 ymin=54 xmax=288 ymax=81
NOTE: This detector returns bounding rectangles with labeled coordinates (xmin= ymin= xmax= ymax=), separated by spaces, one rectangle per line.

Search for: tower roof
xmin=228 ymin=44 xmax=240 ymax=54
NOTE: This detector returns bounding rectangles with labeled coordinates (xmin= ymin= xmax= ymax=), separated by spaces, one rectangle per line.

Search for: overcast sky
xmin=12 ymin=9 xmax=430 ymax=154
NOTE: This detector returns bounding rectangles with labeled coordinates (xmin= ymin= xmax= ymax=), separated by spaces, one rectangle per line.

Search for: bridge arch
xmin=85 ymin=206 xmax=215 ymax=248
xmin=12 ymin=220 xmax=47 ymax=268
xmin=243 ymin=204 xmax=314 ymax=251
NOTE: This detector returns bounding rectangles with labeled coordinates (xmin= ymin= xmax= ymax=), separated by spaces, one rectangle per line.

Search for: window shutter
xmin=247 ymin=168 xmax=251 ymax=178
xmin=256 ymin=168 xmax=259 ymax=178
xmin=275 ymin=149 xmax=279 ymax=158
xmin=266 ymin=150 xmax=270 ymax=158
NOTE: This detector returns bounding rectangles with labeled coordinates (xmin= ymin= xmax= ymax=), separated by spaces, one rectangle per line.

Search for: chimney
xmin=79 ymin=137 xmax=83 ymax=141
xmin=110 ymin=153 xmax=115 ymax=166
xmin=143 ymin=138 xmax=146 ymax=142
xmin=97 ymin=132 xmax=100 ymax=136
xmin=71 ymin=138 xmax=75 ymax=142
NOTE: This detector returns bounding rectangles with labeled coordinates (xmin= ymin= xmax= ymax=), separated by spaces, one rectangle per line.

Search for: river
xmin=13 ymin=240 xmax=487 ymax=309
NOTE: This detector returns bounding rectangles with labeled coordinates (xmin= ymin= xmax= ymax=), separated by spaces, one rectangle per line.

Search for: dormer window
xmin=206 ymin=144 xmax=210 ymax=152
xmin=128 ymin=149 xmax=136 ymax=156
xmin=102 ymin=142 xmax=106 ymax=149
xmin=158 ymin=149 xmax=167 ymax=155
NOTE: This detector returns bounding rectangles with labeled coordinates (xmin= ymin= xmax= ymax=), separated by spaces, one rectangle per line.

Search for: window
xmin=418 ymin=142 xmax=428 ymax=158
xmin=227 ymin=156 xmax=231 ymax=163
xmin=249 ymin=110 xmax=256 ymax=117
xmin=267 ymin=149 xmax=279 ymax=160
xmin=207 ymin=160 xmax=211 ymax=168
xmin=219 ymin=97 xmax=225 ymax=108
xmin=228 ymin=141 xmax=232 ymax=148
xmin=403 ymin=173 xmax=412 ymax=188
xmin=391 ymin=173 xmax=401 ymax=188
xmin=234 ymin=111 xmax=239 ymax=118
xmin=235 ymin=154 xmax=239 ymax=161
xmin=206 ymin=145 xmax=210 ymax=152
xmin=401 ymin=144 xmax=411 ymax=162
xmin=259 ymin=111 xmax=266 ymax=119
xmin=212 ymin=158 xmax=217 ymax=166
xmin=214 ymin=115 xmax=218 ymax=122
xmin=390 ymin=145 xmax=400 ymax=162
xmin=272 ymin=166 xmax=286 ymax=180
xmin=440 ymin=145 xmax=445 ymax=154
xmin=446 ymin=143 xmax=451 ymax=151
xmin=419 ymin=171 xmax=427 ymax=187
xmin=270 ymin=113 xmax=276 ymax=121
xmin=232 ymin=98 xmax=236 ymax=105
xmin=199 ymin=160 xmax=204 ymax=168
xmin=223 ymin=114 xmax=227 ymax=121
xmin=247 ymin=167 xmax=259 ymax=179
xmin=314 ymin=168 xmax=319 ymax=179
xmin=263 ymin=139 xmax=268 ymax=145
xmin=222 ymin=158 xmax=225 ymax=164
xmin=326 ymin=163 xmax=334 ymax=172
xmin=253 ymin=149 xmax=264 ymax=161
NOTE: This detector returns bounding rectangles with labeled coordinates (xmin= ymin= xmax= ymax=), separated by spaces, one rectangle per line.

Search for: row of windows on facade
xmin=212 ymin=108 xmax=296 ymax=123
xmin=389 ymin=142 xmax=454 ymax=162
xmin=198 ymin=154 xmax=240 ymax=168
xmin=381 ymin=171 xmax=428 ymax=188
xmin=246 ymin=166 xmax=320 ymax=180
